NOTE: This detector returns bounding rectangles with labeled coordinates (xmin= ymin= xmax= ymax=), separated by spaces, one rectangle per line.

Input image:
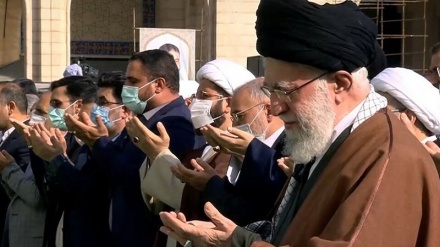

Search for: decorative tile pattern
xmin=71 ymin=41 xmax=138 ymax=56
xmin=71 ymin=0 xmax=155 ymax=55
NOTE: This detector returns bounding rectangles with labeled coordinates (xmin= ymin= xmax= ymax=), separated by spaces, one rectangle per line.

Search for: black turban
xmin=256 ymin=0 xmax=380 ymax=73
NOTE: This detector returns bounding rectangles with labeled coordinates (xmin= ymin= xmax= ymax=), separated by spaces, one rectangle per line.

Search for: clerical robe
xmin=232 ymin=110 xmax=440 ymax=247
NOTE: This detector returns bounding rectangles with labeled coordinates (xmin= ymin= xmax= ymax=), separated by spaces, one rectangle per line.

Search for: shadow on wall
xmin=0 ymin=58 xmax=24 ymax=81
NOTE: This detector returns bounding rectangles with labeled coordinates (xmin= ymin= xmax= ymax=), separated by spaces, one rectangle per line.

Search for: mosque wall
xmin=0 ymin=0 xmax=22 ymax=69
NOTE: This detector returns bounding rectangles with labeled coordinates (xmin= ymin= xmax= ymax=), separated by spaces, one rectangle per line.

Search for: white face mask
xmin=234 ymin=105 xmax=268 ymax=141
xmin=190 ymin=98 xmax=225 ymax=129
xmin=29 ymin=112 xmax=46 ymax=125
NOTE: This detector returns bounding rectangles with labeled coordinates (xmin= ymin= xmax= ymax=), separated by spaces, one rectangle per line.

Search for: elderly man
xmin=371 ymin=67 xmax=440 ymax=144
xmin=159 ymin=0 xmax=440 ymax=246
xmin=196 ymin=77 xmax=287 ymax=226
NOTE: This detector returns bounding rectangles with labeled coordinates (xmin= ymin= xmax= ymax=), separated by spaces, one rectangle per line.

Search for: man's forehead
xmin=197 ymin=78 xmax=222 ymax=93
xmin=51 ymin=86 xmax=70 ymax=101
xmin=97 ymin=87 xmax=114 ymax=97
xmin=231 ymin=90 xmax=255 ymax=112
xmin=39 ymin=92 xmax=52 ymax=104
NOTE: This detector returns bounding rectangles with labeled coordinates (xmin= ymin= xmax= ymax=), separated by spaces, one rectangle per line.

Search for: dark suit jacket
xmin=203 ymin=132 xmax=287 ymax=226
xmin=0 ymin=128 xmax=31 ymax=243
xmin=92 ymin=97 xmax=205 ymax=247
xmin=43 ymin=146 xmax=111 ymax=247
xmin=29 ymin=133 xmax=84 ymax=247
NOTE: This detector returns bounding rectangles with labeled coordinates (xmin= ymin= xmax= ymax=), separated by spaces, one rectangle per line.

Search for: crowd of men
xmin=1 ymin=0 xmax=440 ymax=246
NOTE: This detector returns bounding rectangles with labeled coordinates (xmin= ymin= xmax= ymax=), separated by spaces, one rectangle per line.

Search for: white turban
xmin=371 ymin=67 xmax=440 ymax=134
xmin=179 ymin=80 xmax=199 ymax=99
xmin=196 ymin=59 xmax=255 ymax=96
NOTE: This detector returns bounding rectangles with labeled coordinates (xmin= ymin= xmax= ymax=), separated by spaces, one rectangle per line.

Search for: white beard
xmin=281 ymin=81 xmax=335 ymax=164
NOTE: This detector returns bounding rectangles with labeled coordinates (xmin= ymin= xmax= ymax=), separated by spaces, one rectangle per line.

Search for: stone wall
xmin=0 ymin=0 xmax=22 ymax=69
xmin=215 ymin=0 xmax=259 ymax=67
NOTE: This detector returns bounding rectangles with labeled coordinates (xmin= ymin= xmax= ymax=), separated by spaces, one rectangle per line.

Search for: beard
xmin=210 ymin=100 xmax=226 ymax=128
xmin=250 ymin=115 xmax=268 ymax=137
xmin=280 ymin=81 xmax=335 ymax=164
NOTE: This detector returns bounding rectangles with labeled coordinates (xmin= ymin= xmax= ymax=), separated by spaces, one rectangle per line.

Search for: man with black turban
xmin=158 ymin=0 xmax=440 ymax=246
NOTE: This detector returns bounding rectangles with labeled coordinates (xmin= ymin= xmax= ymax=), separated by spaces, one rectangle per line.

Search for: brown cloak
xmin=251 ymin=110 xmax=440 ymax=247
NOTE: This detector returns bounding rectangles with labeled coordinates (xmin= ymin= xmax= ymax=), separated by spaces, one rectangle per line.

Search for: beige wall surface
xmin=0 ymin=0 xmax=22 ymax=68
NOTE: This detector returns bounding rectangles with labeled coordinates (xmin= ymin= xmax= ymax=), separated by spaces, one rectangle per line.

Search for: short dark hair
xmin=129 ymin=50 xmax=179 ymax=93
xmin=159 ymin=43 xmax=180 ymax=54
xmin=97 ymin=71 xmax=126 ymax=102
xmin=0 ymin=82 xmax=28 ymax=114
xmin=431 ymin=42 xmax=440 ymax=55
xmin=72 ymin=57 xmax=80 ymax=64
xmin=12 ymin=78 xmax=38 ymax=95
xmin=50 ymin=76 xmax=98 ymax=104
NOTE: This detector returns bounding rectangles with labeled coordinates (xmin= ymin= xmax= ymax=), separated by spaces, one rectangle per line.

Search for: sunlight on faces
xmin=231 ymin=89 xmax=268 ymax=135
xmin=196 ymin=78 xmax=229 ymax=128
xmin=96 ymin=87 xmax=125 ymax=135
xmin=280 ymin=80 xmax=335 ymax=164
xmin=125 ymin=60 xmax=156 ymax=102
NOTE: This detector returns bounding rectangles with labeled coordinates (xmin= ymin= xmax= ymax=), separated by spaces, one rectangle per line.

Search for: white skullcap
xmin=371 ymin=67 xmax=440 ymax=134
xmin=179 ymin=80 xmax=199 ymax=99
xmin=196 ymin=59 xmax=255 ymax=96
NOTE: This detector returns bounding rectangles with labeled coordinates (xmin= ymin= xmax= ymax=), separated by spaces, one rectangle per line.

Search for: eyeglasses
xmin=96 ymin=98 xmax=121 ymax=107
xmin=231 ymin=103 xmax=264 ymax=123
xmin=260 ymin=71 xmax=328 ymax=102
xmin=196 ymin=90 xmax=224 ymax=100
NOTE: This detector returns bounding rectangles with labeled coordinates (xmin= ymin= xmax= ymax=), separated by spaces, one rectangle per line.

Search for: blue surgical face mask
xmin=48 ymin=100 xmax=77 ymax=131
xmin=90 ymin=104 xmax=123 ymax=128
xmin=121 ymin=79 xmax=157 ymax=114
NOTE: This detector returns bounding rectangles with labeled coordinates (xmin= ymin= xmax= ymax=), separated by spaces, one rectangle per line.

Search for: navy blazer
xmin=29 ymin=133 xmax=85 ymax=247
xmin=92 ymin=97 xmax=205 ymax=247
xmin=0 ymin=129 xmax=31 ymax=243
xmin=43 ymin=146 xmax=112 ymax=247
xmin=204 ymin=133 xmax=287 ymax=226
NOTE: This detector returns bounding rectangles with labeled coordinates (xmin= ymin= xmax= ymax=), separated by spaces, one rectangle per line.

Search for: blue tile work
xmin=71 ymin=41 xmax=139 ymax=56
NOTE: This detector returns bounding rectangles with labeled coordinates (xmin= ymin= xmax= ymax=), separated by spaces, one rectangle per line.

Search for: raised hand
xmin=200 ymin=125 xmax=254 ymax=156
xmin=171 ymin=158 xmax=219 ymax=191
xmin=65 ymin=112 xmax=108 ymax=148
xmin=29 ymin=124 xmax=64 ymax=162
xmin=0 ymin=150 xmax=15 ymax=173
xmin=159 ymin=202 xmax=237 ymax=247
xmin=126 ymin=117 xmax=170 ymax=161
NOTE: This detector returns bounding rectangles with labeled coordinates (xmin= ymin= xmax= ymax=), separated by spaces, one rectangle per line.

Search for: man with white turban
xmin=193 ymin=58 xmax=256 ymax=129
xmin=131 ymin=59 xmax=254 ymax=246
xmin=371 ymin=67 xmax=440 ymax=144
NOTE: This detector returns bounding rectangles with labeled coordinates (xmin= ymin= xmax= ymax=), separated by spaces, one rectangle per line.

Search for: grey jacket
xmin=1 ymin=163 xmax=46 ymax=247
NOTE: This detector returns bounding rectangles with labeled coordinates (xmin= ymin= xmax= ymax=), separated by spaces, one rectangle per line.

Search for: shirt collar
xmin=142 ymin=102 xmax=170 ymax=121
xmin=263 ymin=126 xmax=285 ymax=147
xmin=0 ymin=127 xmax=15 ymax=144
